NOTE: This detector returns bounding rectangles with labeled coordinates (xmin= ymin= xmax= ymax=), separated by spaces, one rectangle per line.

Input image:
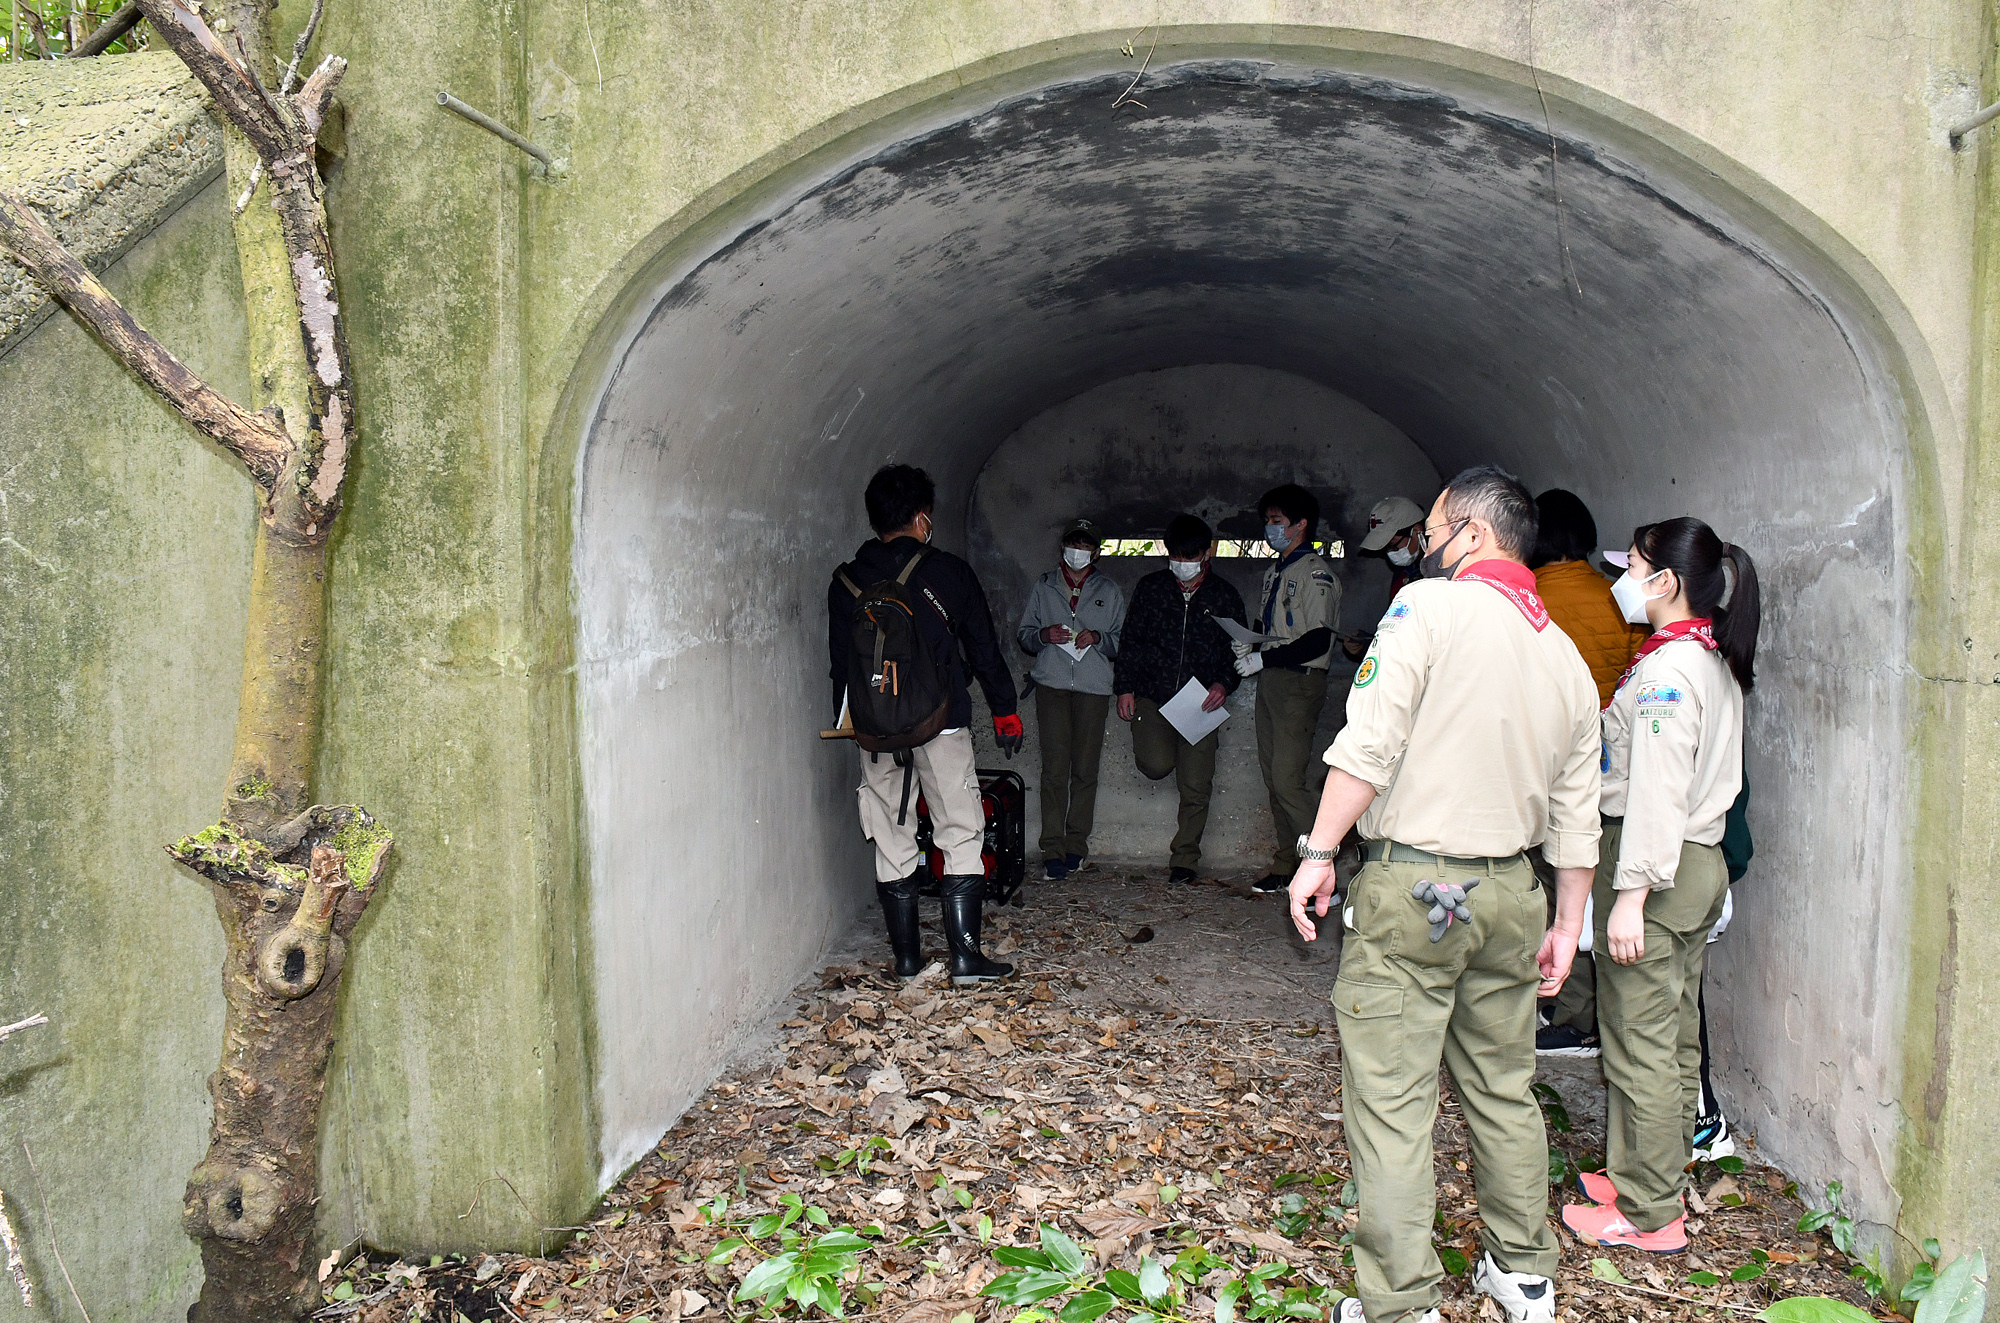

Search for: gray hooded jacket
xmin=1017 ymin=567 xmax=1126 ymax=696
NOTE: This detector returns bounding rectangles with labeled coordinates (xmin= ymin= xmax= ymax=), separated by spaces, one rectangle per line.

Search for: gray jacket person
xmin=1017 ymin=519 xmax=1127 ymax=879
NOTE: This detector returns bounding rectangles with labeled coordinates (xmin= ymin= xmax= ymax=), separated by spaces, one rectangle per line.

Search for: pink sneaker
xmin=1576 ymin=1169 xmax=1618 ymax=1205
xmin=1561 ymin=1201 xmax=1688 ymax=1253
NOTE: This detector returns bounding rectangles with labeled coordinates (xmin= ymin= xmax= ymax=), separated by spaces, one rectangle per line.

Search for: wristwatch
xmin=1296 ymin=836 xmax=1336 ymax=863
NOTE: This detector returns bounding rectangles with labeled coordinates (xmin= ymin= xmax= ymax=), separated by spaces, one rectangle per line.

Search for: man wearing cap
xmin=1345 ymin=495 xmax=1428 ymax=660
xmin=1286 ymin=466 xmax=1602 ymax=1323
xmin=1018 ymin=519 xmax=1127 ymax=880
xmin=1236 ymin=484 xmax=1343 ymax=894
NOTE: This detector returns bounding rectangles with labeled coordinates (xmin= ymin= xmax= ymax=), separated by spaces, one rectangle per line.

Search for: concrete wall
xmin=1 ymin=0 xmax=1993 ymax=1312
xmin=965 ymin=364 xmax=1439 ymax=869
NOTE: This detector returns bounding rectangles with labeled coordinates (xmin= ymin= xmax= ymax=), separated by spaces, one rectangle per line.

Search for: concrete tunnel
xmin=569 ymin=53 xmax=1916 ymax=1205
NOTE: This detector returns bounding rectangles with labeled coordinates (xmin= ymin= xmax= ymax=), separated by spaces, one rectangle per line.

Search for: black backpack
xmin=836 ymin=548 xmax=952 ymax=755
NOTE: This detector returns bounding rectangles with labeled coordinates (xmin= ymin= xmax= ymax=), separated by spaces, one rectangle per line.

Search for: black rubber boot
xmin=876 ymin=873 xmax=924 ymax=979
xmin=940 ymin=874 xmax=1014 ymax=986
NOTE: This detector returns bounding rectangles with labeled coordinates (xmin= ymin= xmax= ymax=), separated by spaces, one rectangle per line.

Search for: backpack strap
xmin=895 ymin=546 xmax=930 ymax=585
xmin=836 ymin=566 xmax=863 ymax=598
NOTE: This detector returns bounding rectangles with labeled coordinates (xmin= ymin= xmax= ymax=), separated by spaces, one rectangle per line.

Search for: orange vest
xmin=1534 ymin=559 xmax=1647 ymax=708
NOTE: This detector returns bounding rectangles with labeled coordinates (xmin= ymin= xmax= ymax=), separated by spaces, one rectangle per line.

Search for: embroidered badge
xmin=1377 ymin=601 xmax=1411 ymax=633
xmin=1634 ymin=682 xmax=1684 ymax=718
xmin=1355 ymin=656 xmax=1378 ymax=687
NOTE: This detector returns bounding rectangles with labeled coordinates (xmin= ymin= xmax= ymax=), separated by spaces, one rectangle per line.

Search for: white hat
xmin=1359 ymin=496 xmax=1426 ymax=552
xmin=1601 ymin=549 xmax=1631 ymax=569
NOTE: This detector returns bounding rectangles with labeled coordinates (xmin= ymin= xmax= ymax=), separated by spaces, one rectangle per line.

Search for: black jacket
xmin=827 ymin=538 xmax=1018 ymax=730
xmin=1111 ymin=570 xmax=1247 ymax=706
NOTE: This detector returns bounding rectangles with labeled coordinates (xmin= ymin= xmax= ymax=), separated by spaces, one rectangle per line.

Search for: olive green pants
xmin=1034 ymin=686 xmax=1110 ymax=860
xmin=1130 ymin=697 xmax=1218 ymax=871
xmin=1254 ymin=667 xmax=1329 ymax=873
xmin=1335 ymin=851 xmax=1557 ymax=1323
xmin=1592 ymin=821 xmax=1728 ymax=1231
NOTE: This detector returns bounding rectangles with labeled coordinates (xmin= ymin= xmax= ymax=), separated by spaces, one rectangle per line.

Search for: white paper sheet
xmin=1214 ymin=616 xmax=1276 ymax=648
xmin=1057 ymin=640 xmax=1092 ymax=662
xmin=1158 ymin=676 xmax=1231 ymax=744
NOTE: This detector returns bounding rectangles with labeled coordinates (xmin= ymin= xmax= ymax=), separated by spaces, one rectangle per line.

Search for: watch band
xmin=1296 ymin=835 xmax=1336 ymax=863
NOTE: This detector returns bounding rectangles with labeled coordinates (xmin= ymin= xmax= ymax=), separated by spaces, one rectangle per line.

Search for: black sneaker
xmin=1064 ymin=853 xmax=1093 ymax=875
xmin=1043 ymin=857 xmax=1069 ymax=881
xmin=1168 ymin=867 xmax=1198 ymax=885
xmin=1251 ymin=873 xmax=1290 ymax=894
xmin=1534 ymin=1023 xmax=1601 ymax=1057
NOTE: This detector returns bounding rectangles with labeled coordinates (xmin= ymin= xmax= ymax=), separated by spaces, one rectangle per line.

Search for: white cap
xmin=1601 ymin=549 xmax=1631 ymax=569
xmin=1359 ymin=496 xmax=1426 ymax=552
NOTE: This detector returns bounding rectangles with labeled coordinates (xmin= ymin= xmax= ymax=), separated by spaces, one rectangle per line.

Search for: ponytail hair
xmin=1631 ymin=517 xmax=1762 ymax=691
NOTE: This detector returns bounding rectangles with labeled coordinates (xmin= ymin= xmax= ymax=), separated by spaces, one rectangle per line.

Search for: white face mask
xmin=1169 ymin=557 xmax=1204 ymax=583
xmin=1062 ymin=547 xmax=1093 ymax=571
xmin=1386 ymin=547 xmax=1415 ymax=567
xmin=1611 ymin=567 xmax=1669 ymax=625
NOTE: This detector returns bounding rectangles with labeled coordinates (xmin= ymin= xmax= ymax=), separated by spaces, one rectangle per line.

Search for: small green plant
xmin=1530 ymin=1082 xmax=1572 ymax=1134
xmin=1901 ymin=1239 xmax=1945 ymax=1303
xmin=1796 ymin=1182 xmax=1888 ymax=1298
xmin=985 ymin=1224 xmax=1344 ymax=1323
xmin=816 ymin=1136 xmax=893 ymax=1176
xmin=704 ymin=1193 xmax=889 ymax=1318
xmin=1756 ymin=1250 xmax=1986 ymax=1323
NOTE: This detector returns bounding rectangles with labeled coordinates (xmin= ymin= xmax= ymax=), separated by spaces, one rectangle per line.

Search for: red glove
xmin=993 ymin=713 xmax=1024 ymax=758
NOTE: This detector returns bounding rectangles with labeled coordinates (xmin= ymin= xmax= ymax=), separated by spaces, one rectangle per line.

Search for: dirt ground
xmin=320 ymin=867 xmax=1888 ymax=1323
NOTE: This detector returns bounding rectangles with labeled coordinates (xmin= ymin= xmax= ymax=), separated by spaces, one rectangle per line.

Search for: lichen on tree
xmin=0 ymin=2 xmax=383 ymax=1318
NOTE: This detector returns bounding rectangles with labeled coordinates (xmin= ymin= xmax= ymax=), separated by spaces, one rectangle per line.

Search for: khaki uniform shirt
xmin=1599 ymin=638 xmax=1743 ymax=890
xmin=1258 ymin=550 xmax=1340 ymax=669
xmin=1324 ymin=572 xmax=1603 ymax=867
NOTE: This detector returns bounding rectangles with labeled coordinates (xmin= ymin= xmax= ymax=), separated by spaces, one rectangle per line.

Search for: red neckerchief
xmin=1061 ymin=563 xmax=1091 ymax=611
xmin=1613 ymin=617 xmax=1717 ymax=696
xmin=1455 ymin=559 xmax=1549 ymax=631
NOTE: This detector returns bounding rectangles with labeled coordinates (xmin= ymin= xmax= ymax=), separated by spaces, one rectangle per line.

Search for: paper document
xmin=1214 ymin=616 xmax=1276 ymax=648
xmin=1057 ymin=640 xmax=1092 ymax=662
xmin=1158 ymin=676 xmax=1231 ymax=744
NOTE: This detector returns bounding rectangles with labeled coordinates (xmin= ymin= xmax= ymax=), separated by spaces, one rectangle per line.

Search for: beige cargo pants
xmin=857 ymin=729 xmax=984 ymax=884
xmin=1592 ymin=820 xmax=1728 ymax=1230
xmin=1334 ymin=849 xmax=1557 ymax=1323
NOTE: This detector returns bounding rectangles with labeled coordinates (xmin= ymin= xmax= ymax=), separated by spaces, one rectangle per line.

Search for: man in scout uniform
xmin=1284 ymin=467 xmax=1602 ymax=1323
xmin=1235 ymin=484 xmax=1342 ymax=894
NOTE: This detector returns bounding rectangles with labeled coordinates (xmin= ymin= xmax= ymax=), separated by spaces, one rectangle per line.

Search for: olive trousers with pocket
xmin=1592 ymin=821 xmax=1728 ymax=1231
xmin=1535 ymin=849 xmax=1597 ymax=1034
xmin=1254 ymin=667 xmax=1329 ymax=874
xmin=1334 ymin=850 xmax=1557 ymax=1323
xmin=1129 ymin=697 xmax=1219 ymax=871
xmin=1035 ymin=686 xmax=1111 ymax=861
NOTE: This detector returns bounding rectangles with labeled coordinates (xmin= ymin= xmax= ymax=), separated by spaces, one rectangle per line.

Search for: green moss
xmin=170 ymin=820 xmax=273 ymax=873
xmin=234 ymin=774 xmax=276 ymax=803
xmin=327 ymin=819 xmax=392 ymax=890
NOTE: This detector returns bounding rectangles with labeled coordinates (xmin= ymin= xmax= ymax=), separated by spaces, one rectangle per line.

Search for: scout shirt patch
xmin=1377 ymin=601 xmax=1411 ymax=633
xmin=1634 ymin=682 xmax=1684 ymax=719
xmin=1354 ymin=654 xmax=1379 ymax=687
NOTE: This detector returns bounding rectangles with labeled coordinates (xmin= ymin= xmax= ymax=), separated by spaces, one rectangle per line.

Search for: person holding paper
xmin=1111 ymin=514 xmax=1247 ymax=885
xmin=1285 ymin=467 xmax=1601 ymax=1323
xmin=1017 ymin=519 xmax=1127 ymax=880
xmin=1237 ymin=484 xmax=1343 ymax=894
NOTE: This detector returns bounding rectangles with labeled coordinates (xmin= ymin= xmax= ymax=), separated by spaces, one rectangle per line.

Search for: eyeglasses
xmin=1415 ymin=517 xmax=1468 ymax=555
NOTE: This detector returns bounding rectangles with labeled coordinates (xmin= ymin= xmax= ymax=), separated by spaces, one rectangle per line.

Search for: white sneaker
xmin=1473 ymin=1252 xmax=1556 ymax=1323
xmin=1692 ymin=1113 xmax=1735 ymax=1163
xmin=1335 ymin=1296 xmax=1440 ymax=1323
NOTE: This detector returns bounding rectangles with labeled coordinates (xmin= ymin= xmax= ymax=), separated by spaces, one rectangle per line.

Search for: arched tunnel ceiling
xmin=609 ymin=58 xmax=1887 ymax=501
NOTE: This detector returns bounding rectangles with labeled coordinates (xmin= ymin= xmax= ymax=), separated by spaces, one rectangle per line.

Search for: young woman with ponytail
xmin=1560 ymin=517 xmax=1760 ymax=1253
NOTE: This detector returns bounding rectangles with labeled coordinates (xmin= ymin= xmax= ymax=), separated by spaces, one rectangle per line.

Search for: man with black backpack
xmin=828 ymin=465 xmax=1023 ymax=986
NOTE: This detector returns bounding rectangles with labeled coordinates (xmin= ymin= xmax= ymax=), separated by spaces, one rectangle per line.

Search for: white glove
xmin=1230 ymin=639 xmax=1253 ymax=658
xmin=1234 ymin=652 xmax=1264 ymax=677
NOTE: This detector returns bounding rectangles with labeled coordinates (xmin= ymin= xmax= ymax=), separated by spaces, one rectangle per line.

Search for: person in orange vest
xmin=1529 ymin=490 xmax=1647 ymax=1056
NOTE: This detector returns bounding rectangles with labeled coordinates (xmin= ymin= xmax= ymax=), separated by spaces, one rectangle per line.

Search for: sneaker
xmin=1535 ymin=1024 xmax=1601 ymax=1057
xmin=1561 ymin=1202 xmax=1688 ymax=1252
xmin=1473 ymin=1252 xmax=1556 ymax=1323
xmin=1168 ymin=866 xmax=1198 ymax=885
xmin=1576 ymin=1168 xmax=1618 ymax=1205
xmin=1336 ymin=1298 xmax=1439 ymax=1323
xmin=1063 ymin=853 xmax=1093 ymax=875
xmin=1043 ymin=858 xmax=1069 ymax=881
xmin=1252 ymin=873 xmax=1290 ymax=894
xmin=1692 ymin=1113 xmax=1735 ymax=1163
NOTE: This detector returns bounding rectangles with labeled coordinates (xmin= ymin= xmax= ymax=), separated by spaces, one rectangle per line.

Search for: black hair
xmin=1439 ymin=465 xmax=1538 ymax=558
xmin=1259 ymin=484 xmax=1320 ymax=537
xmin=1532 ymin=489 xmax=1599 ymax=569
xmin=1164 ymin=513 xmax=1213 ymax=559
xmin=1632 ymin=517 xmax=1762 ymax=691
xmin=864 ymin=464 xmax=935 ymax=536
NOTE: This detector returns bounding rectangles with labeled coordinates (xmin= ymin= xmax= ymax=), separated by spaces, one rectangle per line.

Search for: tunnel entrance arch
xmin=560 ymin=36 xmax=1934 ymax=1212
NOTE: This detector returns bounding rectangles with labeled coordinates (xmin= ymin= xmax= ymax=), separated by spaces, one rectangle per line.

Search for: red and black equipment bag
xmin=912 ymin=768 xmax=1026 ymax=907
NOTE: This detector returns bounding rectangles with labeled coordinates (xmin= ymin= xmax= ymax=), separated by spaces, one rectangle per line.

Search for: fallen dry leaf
xmin=1074 ymin=1208 xmax=1164 ymax=1239
xmin=895 ymin=1300 xmax=980 ymax=1323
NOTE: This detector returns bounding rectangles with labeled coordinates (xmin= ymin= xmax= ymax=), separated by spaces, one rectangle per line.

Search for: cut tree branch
xmin=71 ymin=0 xmax=143 ymax=57
xmin=279 ymin=0 xmax=327 ymax=93
xmin=0 ymin=1189 xmax=30 ymax=1308
xmin=0 ymin=1015 xmax=48 ymax=1044
xmin=0 ymin=195 xmax=293 ymax=490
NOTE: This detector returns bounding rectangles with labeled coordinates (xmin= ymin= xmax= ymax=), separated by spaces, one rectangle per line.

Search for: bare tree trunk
xmin=0 ymin=3 xmax=378 ymax=1317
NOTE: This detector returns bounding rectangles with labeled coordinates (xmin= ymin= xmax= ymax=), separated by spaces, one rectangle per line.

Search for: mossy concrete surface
xmin=0 ymin=0 xmax=1996 ymax=1313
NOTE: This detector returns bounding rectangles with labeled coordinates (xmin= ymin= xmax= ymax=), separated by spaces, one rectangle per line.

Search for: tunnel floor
xmin=330 ymin=874 xmax=1877 ymax=1322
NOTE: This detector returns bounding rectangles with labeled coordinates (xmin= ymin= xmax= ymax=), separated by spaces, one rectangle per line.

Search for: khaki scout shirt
xmin=1258 ymin=549 xmax=1340 ymax=669
xmin=1324 ymin=569 xmax=1603 ymax=867
xmin=1599 ymin=638 xmax=1743 ymax=890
